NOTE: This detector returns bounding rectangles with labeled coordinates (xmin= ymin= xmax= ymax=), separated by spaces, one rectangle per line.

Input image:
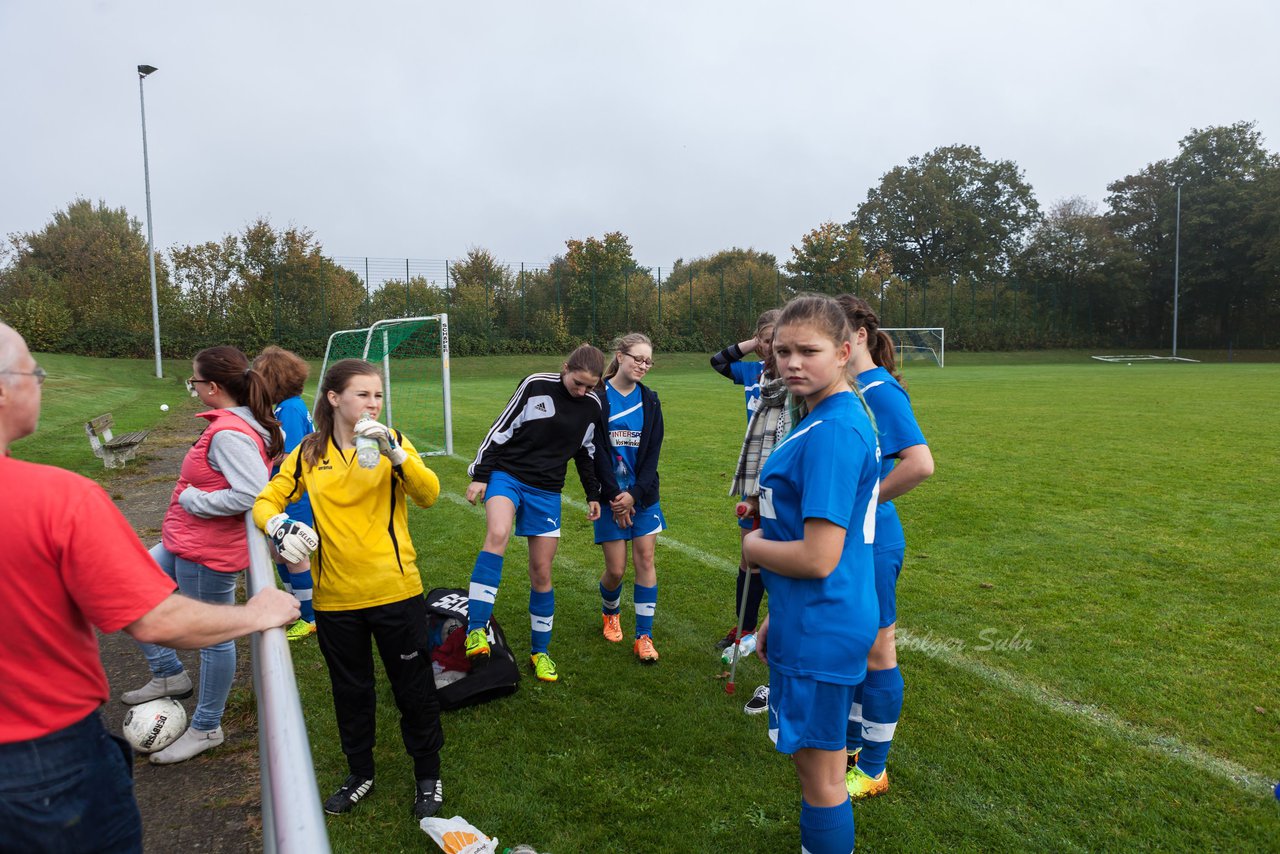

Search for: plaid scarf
xmin=730 ymin=375 xmax=791 ymax=498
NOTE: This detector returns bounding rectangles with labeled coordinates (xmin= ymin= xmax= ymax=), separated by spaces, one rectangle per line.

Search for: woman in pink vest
xmin=121 ymin=346 xmax=284 ymax=764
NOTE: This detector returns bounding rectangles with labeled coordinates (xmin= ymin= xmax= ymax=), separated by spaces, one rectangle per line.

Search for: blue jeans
xmin=136 ymin=543 xmax=239 ymax=731
xmin=0 ymin=712 xmax=142 ymax=853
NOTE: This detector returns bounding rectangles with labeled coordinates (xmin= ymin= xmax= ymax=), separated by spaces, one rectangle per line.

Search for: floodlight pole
xmin=138 ymin=64 xmax=163 ymax=379
xmin=1172 ymin=185 xmax=1181 ymax=358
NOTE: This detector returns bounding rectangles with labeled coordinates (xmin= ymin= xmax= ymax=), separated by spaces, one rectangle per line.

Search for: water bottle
xmin=721 ymin=631 xmax=757 ymax=665
xmin=355 ymin=414 xmax=381 ymax=469
xmin=614 ymin=455 xmax=633 ymax=491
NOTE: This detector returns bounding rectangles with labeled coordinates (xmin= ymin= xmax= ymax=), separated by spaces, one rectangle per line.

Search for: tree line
xmin=2 ymin=120 xmax=1276 ymax=358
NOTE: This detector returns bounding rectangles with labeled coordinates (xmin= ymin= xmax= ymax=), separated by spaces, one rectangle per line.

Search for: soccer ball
xmin=122 ymin=698 xmax=188 ymax=754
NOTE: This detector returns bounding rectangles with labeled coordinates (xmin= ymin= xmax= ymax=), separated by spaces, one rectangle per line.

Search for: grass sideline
xmin=13 ymin=350 xmax=1280 ymax=851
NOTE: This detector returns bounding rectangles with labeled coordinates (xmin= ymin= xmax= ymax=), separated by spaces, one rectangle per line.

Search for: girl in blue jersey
xmin=594 ymin=333 xmax=666 ymax=663
xmin=253 ymin=346 xmax=318 ymax=641
xmin=743 ymin=295 xmax=881 ymax=854
xmin=836 ymin=295 xmax=934 ymax=801
xmin=463 ymin=344 xmax=619 ymax=683
xmin=710 ymin=308 xmax=780 ymax=654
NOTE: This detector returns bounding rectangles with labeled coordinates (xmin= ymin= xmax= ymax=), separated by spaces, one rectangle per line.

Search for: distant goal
xmin=882 ymin=327 xmax=945 ymax=368
xmin=318 ymin=315 xmax=453 ymax=456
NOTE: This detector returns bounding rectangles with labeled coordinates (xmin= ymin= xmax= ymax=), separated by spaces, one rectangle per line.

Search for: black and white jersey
xmin=468 ymin=372 xmax=612 ymax=497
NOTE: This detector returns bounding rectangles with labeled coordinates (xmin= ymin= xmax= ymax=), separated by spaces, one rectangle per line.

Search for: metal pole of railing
xmin=244 ymin=515 xmax=331 ymax=854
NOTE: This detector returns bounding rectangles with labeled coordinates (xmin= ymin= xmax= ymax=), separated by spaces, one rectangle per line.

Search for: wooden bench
xmin=85 ymin=414 xmax=151 ymax=469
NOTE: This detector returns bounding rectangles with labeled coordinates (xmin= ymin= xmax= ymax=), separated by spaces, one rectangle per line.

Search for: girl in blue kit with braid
xmin=837 ymin=295 xmax=934 ymax=801
xmin=744 ymin=295 xmax=881 ymax=854
xmin=594 ymin=333 xmax=666 ymax=663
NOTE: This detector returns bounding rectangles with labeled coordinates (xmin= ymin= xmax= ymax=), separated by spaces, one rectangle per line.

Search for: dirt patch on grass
xmin=96 ymin=412 xmax=263 ymax=853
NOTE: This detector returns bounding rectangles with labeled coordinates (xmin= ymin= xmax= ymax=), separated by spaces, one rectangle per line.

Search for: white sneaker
xmin=743 ymin=684 xmax=769 ymax=715
xmin=121 ymin=671 xmax=193 ymax=705
xmin=149 ymin=726 xmax=224 ymax=764
xmin=720 ymin=632 xmax=757 ymax=665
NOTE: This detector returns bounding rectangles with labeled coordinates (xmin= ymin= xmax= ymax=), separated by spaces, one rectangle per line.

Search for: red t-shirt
xmin=0 ymin=456 xmax=177 ymax=743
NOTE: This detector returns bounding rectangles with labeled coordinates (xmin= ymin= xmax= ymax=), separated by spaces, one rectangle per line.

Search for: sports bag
xmin=424 ymin=587 xmax=520 ymax=711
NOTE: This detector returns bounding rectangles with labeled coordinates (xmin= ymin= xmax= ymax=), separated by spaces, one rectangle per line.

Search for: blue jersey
xmin=856 ymin=367 xmax=927 ymax=551
xmin=757 ymin=391 xmax=881 ymax=685
xmin=729 ymin=361 xmax=765 ymax=424
xmin=274 ymin=395 xmax=315 ymax=524
xmin=605 ymin=381 xmax=643 ymax=485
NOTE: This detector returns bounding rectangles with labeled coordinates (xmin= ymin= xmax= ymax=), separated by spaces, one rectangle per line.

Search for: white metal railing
xmin=244 ymin=514 xmax=331 ymax=854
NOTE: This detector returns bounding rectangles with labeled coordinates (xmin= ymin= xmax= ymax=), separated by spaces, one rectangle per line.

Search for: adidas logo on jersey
xmin=535 ymin=402 xmax=548 ymax=413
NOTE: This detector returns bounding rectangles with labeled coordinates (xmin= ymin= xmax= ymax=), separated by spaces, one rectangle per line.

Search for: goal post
xmin=317 ymin=314 xmax=453 ymax=456
xmin=881 ymin=327 xmax=945 ymax=368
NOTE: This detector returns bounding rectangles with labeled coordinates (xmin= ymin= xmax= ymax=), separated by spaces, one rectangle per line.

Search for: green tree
xmin=664 ymin=248 xmax=781 ymax=346
xmin=559 ymin=232 xmax=639 ymax=340
xmin=854 ymin=145 xmax=1040 ymax=285
xmin=784 ymin=221 xmax=867 ymax=295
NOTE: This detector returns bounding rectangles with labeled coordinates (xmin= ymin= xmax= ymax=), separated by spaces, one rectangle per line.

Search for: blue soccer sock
xmin=846 ymin=682 xmax=865 ymax=755
xmin=600 ymin=580 xmax=623 ymax=616
xmin=275 ymin=562 xmax=292 ymax=593
xmin=288 ymin=567 xmax=315 ymax=623
xmin=633 ymin=583 xmax=657 ymax=638
xmin=467 ymin=551 xmax=504 ymax=632
xmin=529 ymin=587 xmax=555 ymax=654
xmin=799 ymin=797 xmax=855 ymax=854
xmin=858 ymin=666 xmax=904 ymax=777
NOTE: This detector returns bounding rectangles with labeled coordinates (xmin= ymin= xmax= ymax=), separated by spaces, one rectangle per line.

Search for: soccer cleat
xmin=149 ymin=726 xmax=224 ymax=765
xmin=720 ymin=631 xmax=756 ymax=665
xmin=121 ymin=671 xmax=193 ymax=705
xmin=633 ymin=634 xmax=659 ymax=663
xmin=744 ymin=684 xmax=769 ymax=715
xmin=412 ymin=777 xmax=444 ymax=820
xmin=602 ymin=613 xmax=623 ymax=643
xmin=324 ymin=775 xmax=374 ymax=815
xmin=715 ymin=627 xmax=739 ymax=650
xmin=529 ymin=652 xmax=558 ymax=682
xmin=465 ymin=627 xmax=491 ymax=663
xmin=846 ymin=765 xmax=889 ymax=800
xmin=286 ymin=619 xmax=317 ymax=642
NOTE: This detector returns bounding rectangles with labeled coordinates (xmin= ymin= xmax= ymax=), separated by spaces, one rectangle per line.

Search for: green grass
xmin=17 ymin=351 xmax=1280 ymax=851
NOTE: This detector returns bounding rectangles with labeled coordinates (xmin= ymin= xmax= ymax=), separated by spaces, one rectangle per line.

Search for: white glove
xmin=265 ymin=513 xmax=318 ymax=564
xmin=354 ymin=418 xmax=408 ymax=466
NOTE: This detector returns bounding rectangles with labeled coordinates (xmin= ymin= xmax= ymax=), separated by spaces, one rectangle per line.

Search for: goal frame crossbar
xmin=881 ymin=327 xmax=945 ymax=368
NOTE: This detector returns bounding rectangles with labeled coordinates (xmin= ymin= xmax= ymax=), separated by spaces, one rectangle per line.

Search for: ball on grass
xmin=160 ymin=403 xmax=169 ymax=411
xmin=122 ymin=697 xmax=187 ymax=753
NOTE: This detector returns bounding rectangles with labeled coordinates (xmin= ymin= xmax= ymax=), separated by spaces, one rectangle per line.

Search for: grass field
xmin=14 ymin=350 xmax=1280 ymax=852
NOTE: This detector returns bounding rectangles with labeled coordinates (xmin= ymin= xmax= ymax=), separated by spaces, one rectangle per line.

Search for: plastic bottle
xmin=614 ymin=454 xmax=633 ymax=491
xmin=721 ymin=631 xmax=757 ymax=665
xmin=355 ymin=414 xmax=381 ymax=469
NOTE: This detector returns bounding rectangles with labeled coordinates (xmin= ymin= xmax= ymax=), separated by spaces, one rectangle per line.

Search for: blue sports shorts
xmin=593 ymin=502 xmax=667 ymax=544
xmin=873 ymin=544 xmax=905 ymax=628
xmin=766 ymin=671 xmax=859 ymax=755
xmin=486 ymin=470 xmax=562 ymax=538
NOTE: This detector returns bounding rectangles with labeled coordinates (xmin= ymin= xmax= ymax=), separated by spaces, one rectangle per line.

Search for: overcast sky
xmin=2 ymin=1 xmax=1277 ymax=270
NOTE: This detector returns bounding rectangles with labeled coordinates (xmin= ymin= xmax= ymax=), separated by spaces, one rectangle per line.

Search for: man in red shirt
xmin=0 ymin=322 xmax=299 ymax=853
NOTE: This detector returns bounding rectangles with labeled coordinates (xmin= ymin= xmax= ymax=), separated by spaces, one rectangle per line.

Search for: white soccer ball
xmin=122 ymin=698 xmax=188 ymax=754
xmin=160 ymin=403 xmax=169 ymax=412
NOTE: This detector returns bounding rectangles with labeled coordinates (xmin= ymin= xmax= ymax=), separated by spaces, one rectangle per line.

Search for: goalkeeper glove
xmin=265 ymin=513 xmax=318 ymax=564
xmin=353 ymin=418 xmax=408 ymax=466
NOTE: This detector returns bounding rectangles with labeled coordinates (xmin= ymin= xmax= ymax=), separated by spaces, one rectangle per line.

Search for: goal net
xmin=881 ymin=327 xmax=945 ymax=368
xmin=318 ymin=315 xmax=453 ymax=456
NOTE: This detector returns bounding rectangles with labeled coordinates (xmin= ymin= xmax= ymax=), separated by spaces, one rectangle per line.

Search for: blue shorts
xmin=594 ymin=502 xmax=667 ymax=544
xmin=766 ymin=671 xmax=860 ymax=754
xmin=486 ymin=470 xmax=562 ymax=538
xmin=873 ymin=545 xmax=905 ymax=628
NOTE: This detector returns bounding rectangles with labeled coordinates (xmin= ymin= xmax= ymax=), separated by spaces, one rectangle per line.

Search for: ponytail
xmin=836 ymin=294 xmax=902 ymax=384
xmin=193 ymin=346 xmax=284 ymax=457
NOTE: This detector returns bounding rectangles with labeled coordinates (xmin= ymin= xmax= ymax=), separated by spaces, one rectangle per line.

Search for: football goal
xmin=1090 ymin=354 xmax=1200 ymax=363
xmin=882 ymin=327 xmax=945 ymax=367
xmin=318 ymin=315 xmax=453 ymax=456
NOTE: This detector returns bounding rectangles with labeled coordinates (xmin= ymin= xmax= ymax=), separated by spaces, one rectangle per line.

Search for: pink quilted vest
xmin=161 ymin=409 xmax=270 ymax=573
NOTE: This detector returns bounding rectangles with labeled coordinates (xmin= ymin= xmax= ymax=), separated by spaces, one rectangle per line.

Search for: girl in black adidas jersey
xmin=462 ymin=344 xmax=620 ymax=683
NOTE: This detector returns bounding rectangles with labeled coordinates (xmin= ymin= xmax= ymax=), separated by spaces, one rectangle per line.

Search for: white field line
xmin=445 ymin=484 xmax=1274 ymax=797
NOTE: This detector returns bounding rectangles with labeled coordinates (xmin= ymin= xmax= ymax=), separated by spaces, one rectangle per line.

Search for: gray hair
xmin=0 ymin=322 xmax=20 ymax=378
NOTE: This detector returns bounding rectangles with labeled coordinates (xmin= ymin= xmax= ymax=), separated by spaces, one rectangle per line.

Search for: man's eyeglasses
xmin=185 ymin=377 xmax=214 ymax=394
xmin=1 ymin=367 xmax=47 ymax=385
xmin=621 ymin=352 xmax=654 ymax=368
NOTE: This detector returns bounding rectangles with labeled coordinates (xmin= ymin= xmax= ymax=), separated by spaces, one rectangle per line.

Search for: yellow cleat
xmin=529 ymin=652 xmax=558 ymax=682
xmin=465 ymin=628 xmax=490 ymax=662
xmin=633 ymin=635 xmax=660 ymax=663
xmin=602 ymin=613 xmax=623 ymax=643
xmin=285 ymin=619 xmax=316 ymax=642
xmin=846 ymin=764 xmax=889 ymax=800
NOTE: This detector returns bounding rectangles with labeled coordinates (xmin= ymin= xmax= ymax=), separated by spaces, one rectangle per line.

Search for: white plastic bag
xmin=420 ymin=814 xmax=499 ymax=854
